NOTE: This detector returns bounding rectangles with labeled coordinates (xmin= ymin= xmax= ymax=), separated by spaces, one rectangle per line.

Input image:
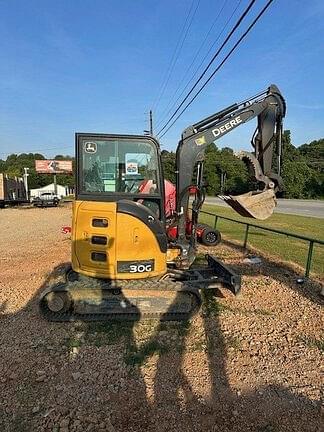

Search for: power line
xmin=157 ymin=0 xmax=233 ymax=126
xmin=155 ymin=0 xmax=242 ymax=130
xmin=152 ymin=0 xmax=201 ymax=113
xmin=155 ymin=0 xmax=229 ymax=128
xmin=156 ymin=0 xmax=257 ymax=136
xmin=158 ymin=0 xmax=275 ymax=139
xmin=151 ymin=0 xmax=196 ymax=111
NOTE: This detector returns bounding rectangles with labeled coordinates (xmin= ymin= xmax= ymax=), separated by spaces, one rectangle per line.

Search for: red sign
xmin=35 ymin=160 xmax=73 ymax=174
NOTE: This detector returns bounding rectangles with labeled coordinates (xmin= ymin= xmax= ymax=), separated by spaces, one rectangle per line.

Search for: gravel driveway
xmin=0 ymin=205 xmax=323 ymax=432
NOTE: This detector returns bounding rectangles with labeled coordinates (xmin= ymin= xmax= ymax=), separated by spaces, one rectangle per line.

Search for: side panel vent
xmin=91 ymin=252 xmax=107 ymax=262
xmin=92 ymin=218 xmax=108 ymax=228
xmin=91 ymin=235 xmax=108 ymax=245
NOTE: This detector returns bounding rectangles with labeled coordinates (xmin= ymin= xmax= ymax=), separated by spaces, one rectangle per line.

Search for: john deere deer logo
xmin=84 ymin=142 xmax=97 ymax=153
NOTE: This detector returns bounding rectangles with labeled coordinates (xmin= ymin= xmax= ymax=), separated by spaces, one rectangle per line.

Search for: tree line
xmin=0 ymin=153 xmax=75 ymax=190
xmin=0 ymin=131 xmax=323 ymax=198
xmin=162 ymin=131 xmax=324 ymax=199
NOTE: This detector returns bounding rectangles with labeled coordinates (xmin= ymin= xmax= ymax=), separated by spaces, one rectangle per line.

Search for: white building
xmin=30 ymin=183 xmax=72 ymax=199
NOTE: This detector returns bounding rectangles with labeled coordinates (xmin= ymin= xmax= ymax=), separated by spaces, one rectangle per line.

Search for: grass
xmin=202 ymin=290 xmax=232 ymax=317
xmin=252 ymin=308 xmax=273 ymax=316
xmin=159 ymin=320 xmax=191 ymax=336
xmin=189 ymin=339 xmax=207 ymax=352
xmin=225 ymin=335 xmax=241 ymax=350
xmin=84 ymin=320 xmax=188 ymax=366
xmin=298 ymin=335 xmax=324 ymax=352
xmin=125 ymin=321 xmax=193 ymax=365
xmin=200 ymin=204 xmax=324 ymax=277
xmin=86 ymin=321 xmax=134 ymax=347
xmin=63 ymin=320 xmax=194 ymax=366
xmin=124 ymin=340 xmax=169 ymax=366
xmin=61 ymin=194 xmax=74 ymax=201
xmin=65 ymin=337 xmax=83 ymax=349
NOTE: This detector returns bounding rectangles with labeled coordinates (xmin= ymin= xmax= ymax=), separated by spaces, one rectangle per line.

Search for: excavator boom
xmin=175 ymin=84 xmax=286 ymax=247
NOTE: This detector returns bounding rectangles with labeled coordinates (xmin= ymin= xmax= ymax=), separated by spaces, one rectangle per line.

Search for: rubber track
xmin=39 ymin=278 xmax=202 ymax=322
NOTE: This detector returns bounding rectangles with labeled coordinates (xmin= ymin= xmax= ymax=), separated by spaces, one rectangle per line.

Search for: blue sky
xmin=0 ymin=0 xmax=323 ymax=159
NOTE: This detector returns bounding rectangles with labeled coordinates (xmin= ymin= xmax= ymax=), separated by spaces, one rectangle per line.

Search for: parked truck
xmin=0 ymin=173 xmax=28 ymax=208
xmin=32 ymin=191 xmax=60 ymax=207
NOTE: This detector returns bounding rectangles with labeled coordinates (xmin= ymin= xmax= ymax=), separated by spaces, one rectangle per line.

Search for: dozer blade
xmin=219 ymin=188 xmax=276 ymax=220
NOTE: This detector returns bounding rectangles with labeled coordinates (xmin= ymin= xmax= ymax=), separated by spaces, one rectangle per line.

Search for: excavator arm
xmin=175 ymin=84 xmax=286 ymax=248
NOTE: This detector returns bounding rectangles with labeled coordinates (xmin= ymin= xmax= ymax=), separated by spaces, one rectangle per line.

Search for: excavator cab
xmin=78 ymin=134 xmax=164 ymax=215
xmin=73 ymin=134 xmax=168 ymax=280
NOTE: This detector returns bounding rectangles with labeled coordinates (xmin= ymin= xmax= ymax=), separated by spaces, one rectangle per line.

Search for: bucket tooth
xmin=219 ymin=189 xmax=276 ymax=220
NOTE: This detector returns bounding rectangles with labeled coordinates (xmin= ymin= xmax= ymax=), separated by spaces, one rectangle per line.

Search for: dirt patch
xmin=0 ymin=205 xmax=323 ymax=432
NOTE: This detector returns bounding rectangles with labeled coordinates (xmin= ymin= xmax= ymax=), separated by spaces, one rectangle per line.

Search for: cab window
xmin=81 ymin=139 xmax=160 ymax=195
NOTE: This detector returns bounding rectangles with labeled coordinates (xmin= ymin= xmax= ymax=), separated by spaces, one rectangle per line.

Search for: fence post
xmin=305 ymin=240 xmax=314 ymax=278
xmin=243 ymin=224 xmax=250 ymax=249
xmin=214 ymin=215 xmax=218 ymax=229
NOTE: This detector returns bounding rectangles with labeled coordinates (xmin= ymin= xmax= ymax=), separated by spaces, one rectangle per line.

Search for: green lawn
xmin=199 ymin=204 xmax=324 ymax=278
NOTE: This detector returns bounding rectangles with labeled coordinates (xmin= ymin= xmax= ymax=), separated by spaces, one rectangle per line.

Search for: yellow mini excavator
xmin=40 ymin=84 xmax=286 ymax=321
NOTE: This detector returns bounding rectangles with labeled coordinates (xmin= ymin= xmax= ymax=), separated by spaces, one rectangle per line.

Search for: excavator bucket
xmin=219 ymin=189 xmax=276 ymax=220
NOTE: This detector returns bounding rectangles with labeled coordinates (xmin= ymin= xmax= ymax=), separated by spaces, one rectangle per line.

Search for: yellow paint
xmin=195 ymin=136 xmax=206 ymax=146
xmin=71 ymin=200 xmax=167 ymax=279
xmin=166 ymin=247 xmax=181 ymax=263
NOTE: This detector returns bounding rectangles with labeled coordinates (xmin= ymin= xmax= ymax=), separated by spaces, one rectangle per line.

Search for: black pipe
xmin=193 ymin=103 xmax=238 ymax=130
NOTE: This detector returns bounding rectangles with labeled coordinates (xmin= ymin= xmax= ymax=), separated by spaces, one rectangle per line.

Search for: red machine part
xmin=61 ymin=226 xmax=72 ymax=234
xmin=138 ymin=179 xmax=177 ymax=218
xmin=163 ymin=181 xmax=221 ymax=246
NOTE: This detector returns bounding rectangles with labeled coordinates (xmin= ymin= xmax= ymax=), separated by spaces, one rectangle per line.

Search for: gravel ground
xmin=0 ymin=204 xmax=323 ymax=432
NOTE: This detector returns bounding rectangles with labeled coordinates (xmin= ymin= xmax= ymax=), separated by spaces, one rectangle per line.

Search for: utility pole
xmin=23 ymin=167 xmax=29 ymax=200
xmin=53 ymin=173 xmax=57 ymax=196
xmin=149 ymin=110 xmax=153 ymax=135
xmin=144 ymin=110 xmax=154 ymax=136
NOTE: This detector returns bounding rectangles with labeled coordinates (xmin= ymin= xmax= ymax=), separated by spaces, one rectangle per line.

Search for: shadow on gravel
xmin=0 ymin=262 xmax=150 ymax=432
xmin=222 ymin=239 xmax=324 ymax=307
xmin=125 ymin=289 xmax=323 ymax=432
xmin=0 ymin=259 xmax=323 ymax=432
xmin=201 ymin=291 xmax=323 ymax=432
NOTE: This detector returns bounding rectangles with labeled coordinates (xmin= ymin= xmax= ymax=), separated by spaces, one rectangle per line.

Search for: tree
xmin=0 ymin=152 xmax=75 ymax=189
xmin=281 ymin=161 xmax=313 ymax=198
xmin=203 ymin=144 xmax=221 ymax=195
xmin=282 ymin=130 xmax=301 ymax=161
xmin=217 ymin=148 xmax=249 ymax=195
xmin=161 ymin=150 xmax=176 ymax=183
xmin=202 ymin=144 xmax=249 ymax=196
xmin=161 ymin=144 xmax=253 ymax=196
xmin=278 ymin=131 xmax=324 ymax=198
xmin=298 ymin=138 xmax=324 ymax=170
